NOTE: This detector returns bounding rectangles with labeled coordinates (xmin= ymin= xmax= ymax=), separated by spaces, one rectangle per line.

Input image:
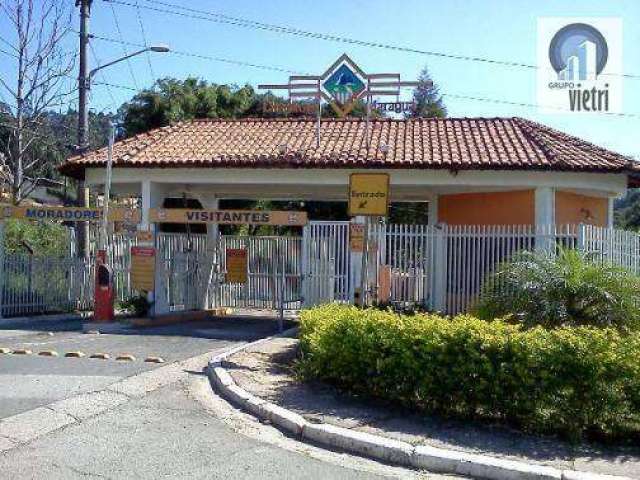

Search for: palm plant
xmin=475 ymin=247 xmax=640 ymax=331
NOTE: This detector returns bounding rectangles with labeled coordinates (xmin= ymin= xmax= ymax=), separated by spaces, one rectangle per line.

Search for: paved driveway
xmin=0 ymin=315 xmax=292 ymax=419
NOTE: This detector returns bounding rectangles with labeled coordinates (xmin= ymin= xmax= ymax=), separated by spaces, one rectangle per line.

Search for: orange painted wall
xmin=555 ymin=191 xmax=608 ymax=227
xmin=438 ymin=190 xmax=535 ymax=226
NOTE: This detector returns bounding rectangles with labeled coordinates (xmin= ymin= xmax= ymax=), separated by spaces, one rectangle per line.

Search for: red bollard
xmin=94 ymin=249 xmax=115 ymax=322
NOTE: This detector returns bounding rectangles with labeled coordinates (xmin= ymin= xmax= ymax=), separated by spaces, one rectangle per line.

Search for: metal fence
xmin=2 ymin=222 xmax=640 ymax=318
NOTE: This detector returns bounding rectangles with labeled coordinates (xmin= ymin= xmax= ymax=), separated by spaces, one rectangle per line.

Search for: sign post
xmin=348 ymin=173 xmax=390 ymax=306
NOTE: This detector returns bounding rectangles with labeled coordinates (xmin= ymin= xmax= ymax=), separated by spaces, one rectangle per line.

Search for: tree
xmin=0 ymin=0 xmax=75 ymax=204
xmin=406 ymin=66 xmax=446 ymax=118
xmin=614 ymin=188 xmax=640 ymax=230
xmin=120 ymin=78 xmax=259 ymax=136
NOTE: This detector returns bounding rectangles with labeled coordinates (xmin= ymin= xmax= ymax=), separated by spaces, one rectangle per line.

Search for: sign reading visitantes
xmin=130 ymin=246 xmax=156 ymax=292
xmin=348 ymin=173 xmax=390 ymax=217
xmin=226 ymin=248 xmax=248 ymax=284
xmin=0 ymin=204 xmax=140 ymax=223
xmin=149 ymin=209 xmax=308 ymax=226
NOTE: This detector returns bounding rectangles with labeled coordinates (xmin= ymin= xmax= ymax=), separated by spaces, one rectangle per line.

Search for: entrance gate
xmin=155 ymin=233 xmax=304 ymax=313
xmin=154 ymin=221 xmax=440 ymax=313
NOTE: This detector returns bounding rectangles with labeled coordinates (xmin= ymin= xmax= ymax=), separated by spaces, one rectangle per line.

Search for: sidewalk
xmin=223 ymin=336 xmax=640 ymax=479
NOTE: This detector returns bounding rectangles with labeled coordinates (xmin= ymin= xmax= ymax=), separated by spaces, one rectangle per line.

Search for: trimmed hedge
xmin=298 ymin=304 xmax=640 ymax=441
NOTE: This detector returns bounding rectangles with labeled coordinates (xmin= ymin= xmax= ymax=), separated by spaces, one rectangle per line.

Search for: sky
xmin=2 ymin=0 xmax=640 ymax=158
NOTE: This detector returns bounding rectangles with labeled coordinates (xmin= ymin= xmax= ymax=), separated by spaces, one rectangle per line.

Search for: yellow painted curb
xmin=12 ymin=349 xmax=32 ymax=355
xmin=64 ymin=351 xmax=85 ymax=358
xmin=89 ymin=353 xmax=110 ymax=360
xmin=38 ymin=350 xmax=59 ymax=357
xmin=144 ymin=357 xmax=165 ymax=363
xmin=115 ymin=354 xmax=136 ymax=361
xmin=0 ymin=347 xmax=11 ymax=354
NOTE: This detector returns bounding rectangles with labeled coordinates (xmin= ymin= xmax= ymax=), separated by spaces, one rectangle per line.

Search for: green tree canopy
xmin=120 ymin=78 xmax=262 ymax=136
xmin=406 ymin=66 xmax=446 ymax=118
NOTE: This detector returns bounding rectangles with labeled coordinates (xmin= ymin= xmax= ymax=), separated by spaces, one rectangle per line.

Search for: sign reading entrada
xmin=537 ymin=18 xmax=622 ymax=114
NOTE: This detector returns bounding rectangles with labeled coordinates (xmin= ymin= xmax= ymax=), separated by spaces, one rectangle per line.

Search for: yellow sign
xmin=135 ymin=230 xmax=154 ymax=244
xmin=349 ymin=223 xmax=365 ymax=252
xmin=130 ymin=246 xmax=156 ymax=292
xmin=348 ymin=173 xmax=390 ymax=217
xmin=0 ymin=204 xmax=140 ymax=223
xmin=226 ymin=248 xmax=248 ymax=283
xmin=149 ymin=209 xmax=308 ymax=226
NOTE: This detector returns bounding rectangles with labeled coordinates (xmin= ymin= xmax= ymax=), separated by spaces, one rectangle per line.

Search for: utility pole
xmin=76 ymin=0 xmax=92 ymax=259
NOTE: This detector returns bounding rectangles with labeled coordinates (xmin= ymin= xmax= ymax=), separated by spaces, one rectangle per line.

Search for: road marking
xmin=115 ymin=354 xmax=136 ymax=361
xmin=64 ymin=351 xmax=86 ymax=358
xmin=89 ymin=353 xmax=110 ymax=360
xmin=38 ymin=351 xmax=59 ymax=357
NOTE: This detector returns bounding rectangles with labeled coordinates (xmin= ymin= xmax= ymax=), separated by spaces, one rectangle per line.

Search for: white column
xmin=534 ymin=187 xmax=555 ymax=253
xmin=428 ymin=195 xmax=439 ymax=226
xmin=199 ymin=196 xmax=219 ymax=310
xmin=432 ymin=223 xmax=447 ymax=313
xmin=349 ymin=216 xmax=366 ymax=304
xmin=607 ymin=197 xmax=615 ymax=229
xmin=200 ymin=196 xmax=219 ymax=241
xmin=141 ymin=181 xmax=168 ymax=315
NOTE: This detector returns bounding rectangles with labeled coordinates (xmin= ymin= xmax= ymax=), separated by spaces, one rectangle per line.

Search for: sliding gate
xmin=156 ymin=233 xmax=304 ymax=312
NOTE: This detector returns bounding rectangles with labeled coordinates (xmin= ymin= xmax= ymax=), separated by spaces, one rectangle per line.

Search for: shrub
xmin=474 ymin=248 xmax=640 ymax=332
xmin=298 ymin=304 xmax=640 ymax=441
xmin=118 ymin=295 xmax=151 ymax=317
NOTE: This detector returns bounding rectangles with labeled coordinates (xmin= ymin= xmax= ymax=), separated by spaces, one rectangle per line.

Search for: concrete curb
xmin=0 ymin=312 xmax=88 ymax=327
xmin=206 ymin=334 xmax=633 ymax=480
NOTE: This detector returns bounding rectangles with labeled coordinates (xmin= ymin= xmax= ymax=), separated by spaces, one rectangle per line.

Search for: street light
xmin=87 ymin=44 xmax=170 ymax=251
xmin=89 ymin=44 xmax=171 ymax=81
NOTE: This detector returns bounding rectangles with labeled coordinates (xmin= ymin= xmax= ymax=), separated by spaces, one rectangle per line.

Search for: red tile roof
xmin=59 ymin=117 xmax=639 ymax=181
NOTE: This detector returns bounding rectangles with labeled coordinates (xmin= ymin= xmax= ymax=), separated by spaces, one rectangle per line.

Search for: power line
xmin=440 ymin=92 xmax=640 ymax=119
xmin=104 ymin=0 xmax=640 ymax=80
xmin=89 ymin=33 xmax=640 ymax=120
xmin=133 ymin=0 xmax=157 ymax=82
xmin=108 ymin=0 xmax=140 ymax=90
xmin=90 ymin=33 xmax=304 ymax=74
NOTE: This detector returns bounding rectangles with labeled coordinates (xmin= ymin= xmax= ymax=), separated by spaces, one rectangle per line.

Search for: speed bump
xmin=115 ymin=354 xmax=136 ymax=361
xmin=38 ymin=350 xmax=59 ymax=357
xmin=89 ymin=353 xmax=110 ymax=360
xmin=64 ymin=351 xmax=86 ymax=358
xmin=144 ymin=357 xmax=165 ymax=364
xmin=0 ymin=347 xmax=11 ymax=354
xmin=12 ymin=348 xmax=32 ymax=355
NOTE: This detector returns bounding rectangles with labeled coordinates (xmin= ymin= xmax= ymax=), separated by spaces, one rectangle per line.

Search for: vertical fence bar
xmin=0 ymin=220 xmax=4 ymax=319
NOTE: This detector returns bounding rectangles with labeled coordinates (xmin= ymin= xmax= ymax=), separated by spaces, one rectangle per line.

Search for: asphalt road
xmin=0 ymin=315 xmax=439 ymax=479
xmin=0 ymin=315 xmax=290 ymax=419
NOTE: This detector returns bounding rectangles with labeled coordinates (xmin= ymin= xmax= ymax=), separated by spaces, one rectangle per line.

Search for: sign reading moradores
xmin=348 ymin=173 xmax=390 ymax=217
